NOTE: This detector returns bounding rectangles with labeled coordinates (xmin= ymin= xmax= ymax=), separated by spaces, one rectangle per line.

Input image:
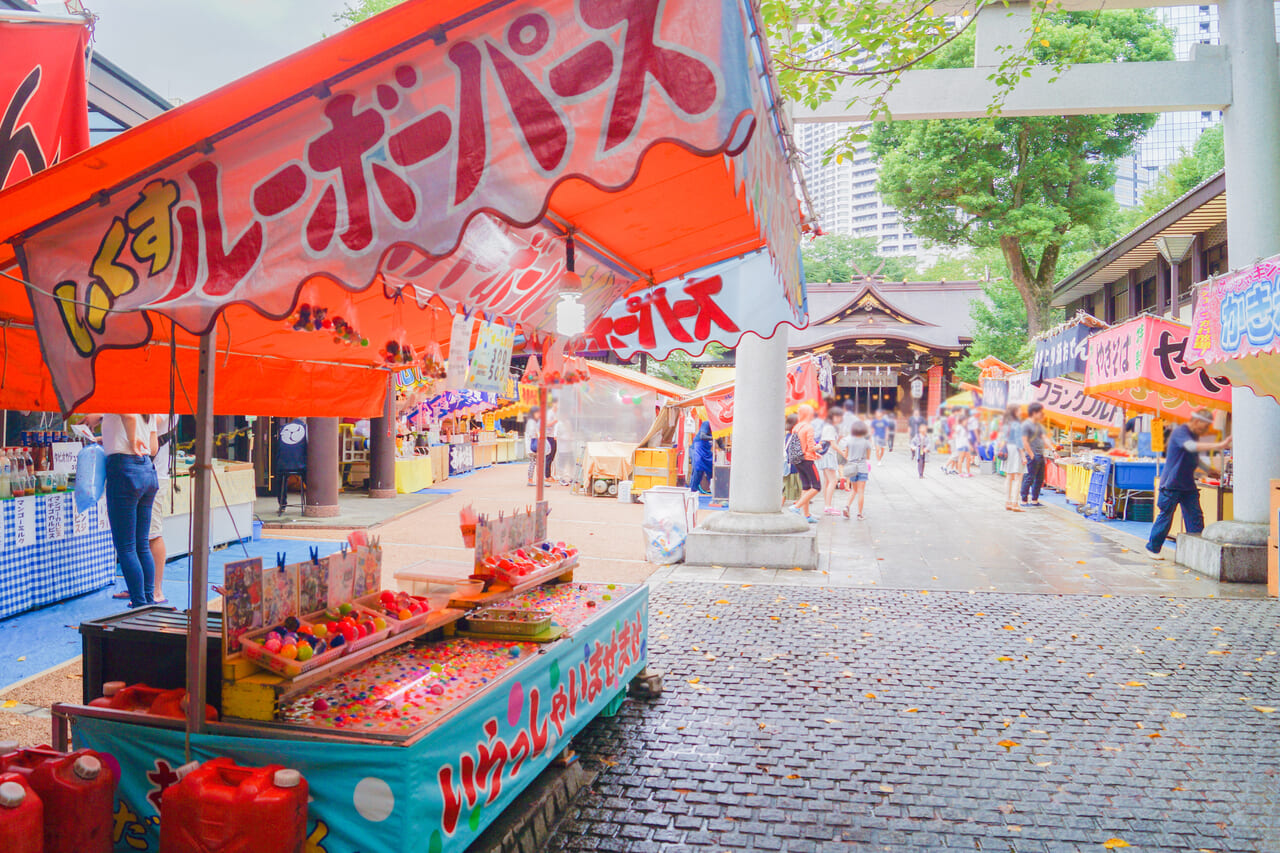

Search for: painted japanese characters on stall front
xmin=19 ymin=0 xmax=766 ymax=412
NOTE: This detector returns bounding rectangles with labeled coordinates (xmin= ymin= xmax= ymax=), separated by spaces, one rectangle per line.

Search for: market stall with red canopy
xmin=1084 ymin=314 xmax=1232 ymax=422
xmin=0 ymin=0 xmax=809 ymax=848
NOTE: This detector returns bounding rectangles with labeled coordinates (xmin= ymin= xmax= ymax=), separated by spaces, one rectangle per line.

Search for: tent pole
xmin=185 ymin=330 xmax=217 ymax=740
xmin=536 ymin=387 xmax=547 ymax=503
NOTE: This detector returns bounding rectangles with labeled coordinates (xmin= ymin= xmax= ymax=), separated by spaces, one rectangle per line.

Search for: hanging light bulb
xmin=556 ymin=233 xmax=586 ymax=337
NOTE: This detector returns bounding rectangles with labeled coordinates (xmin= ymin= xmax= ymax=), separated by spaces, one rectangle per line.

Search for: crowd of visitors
xmin=778 ymin=397 xmax=1075 ymax=520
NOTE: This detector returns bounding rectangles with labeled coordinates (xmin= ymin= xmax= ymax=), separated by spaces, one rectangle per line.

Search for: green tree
xmin=802 ymin=234 xmax=916 ymax=283
xmin=648 ymin=344 xmax=727 ymax=389
xmin=763 ymin=1 xmax=1060 ymax=154
xmin=1119 ymin=124 xmax=1224 ymax=229
xmin=952 ymin=277 xmax=1033 ymax=384
xmin=335 ymin=0 xmax=403 ymax=25
xmin=868 ymin=12 xmax=1173 ymax=337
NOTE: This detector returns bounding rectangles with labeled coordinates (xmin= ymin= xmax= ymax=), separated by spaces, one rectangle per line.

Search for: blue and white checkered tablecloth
xmin=0 ymin=494 xmax=116 ymax=620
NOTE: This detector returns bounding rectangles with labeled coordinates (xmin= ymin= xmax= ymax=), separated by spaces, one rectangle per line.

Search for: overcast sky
xmin=84 ymin=0 xmax=354 ymax=103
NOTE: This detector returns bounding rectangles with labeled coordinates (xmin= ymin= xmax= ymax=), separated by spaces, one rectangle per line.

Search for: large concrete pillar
xmin=725 ymin=329 xmax=793 ymax=514
xmin=1172 ymin=0 xmax=1280 ymax=582
xmin=368 ymin=381 xmax=397 ymax=499
xmin=686 ymin=328 xmax=814 ymax=568
xmin=1215 ymin=0 xmax=1280 ymax=534
xmin=304 ymin=417 xmax=340 ymax=518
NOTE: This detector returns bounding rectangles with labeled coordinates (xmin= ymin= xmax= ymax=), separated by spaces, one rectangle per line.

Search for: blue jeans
xmin=1020 ymin=454 xmax=1045 ymax=502
xmin=105 ymin=454 xmax=159 ymax=608
xmin=1147 ymin=487 xmax=1204 ymax=554
xmin=690 ymin=460 xmax=713 ymax=493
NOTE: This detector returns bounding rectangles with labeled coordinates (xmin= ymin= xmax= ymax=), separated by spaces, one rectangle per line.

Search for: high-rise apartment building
xmin=1114 ymin=4 xmax=1280 ymax=207
xmin=794 ymin=121 xmax=920 ymax=258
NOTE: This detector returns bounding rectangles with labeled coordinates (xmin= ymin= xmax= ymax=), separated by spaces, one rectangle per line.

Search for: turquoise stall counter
xmin=63 ymin=583 xmax=648 ymax=853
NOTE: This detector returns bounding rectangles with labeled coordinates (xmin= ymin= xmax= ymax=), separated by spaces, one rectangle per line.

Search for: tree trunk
xmin=999 ymin=236 xmax=1045 ymax=337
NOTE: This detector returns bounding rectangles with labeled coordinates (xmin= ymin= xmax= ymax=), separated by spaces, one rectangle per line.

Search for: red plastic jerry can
xmin=1 ymin=748 xmax=116 ymax=853
xmin=0 ymin=772 xmax=44 ymax=853
xmin=88 ymin=682 xmax=166 ymax=712
xmin=148 ymin=688 xmax=219 ymax=722
xmin=160 ymin=758 xmax=308 ymax=853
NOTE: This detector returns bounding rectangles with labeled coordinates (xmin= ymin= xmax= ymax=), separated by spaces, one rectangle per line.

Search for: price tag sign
xmin=466 ymin=321 xmax=515 ymax=395
xmin=13 ymin=496 xmax=35 ymax=549
xmin=51 ymin=442 xmax=80 ymax=476
xmin=446 ymin=314 xmax=475 ymax=391
xmin=73 ymin=505 xmax=91 ymax=537
xmin=97 ymin=495 xmax=110 ymax=532
xmin=45 ymin=493 xmax=66 ymax=542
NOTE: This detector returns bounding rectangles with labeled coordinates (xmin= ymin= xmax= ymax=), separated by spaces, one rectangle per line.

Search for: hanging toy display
xmin=418 ymin=340 xmax=447 ymax=379
xmin=286 ymin=298 xmax=369 ymax=348
xmin=380 ymin=338 xmax=418 ymax=366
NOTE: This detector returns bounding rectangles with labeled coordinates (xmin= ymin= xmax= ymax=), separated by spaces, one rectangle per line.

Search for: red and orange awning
xmin=0 ymin=0 xmax=806 ymax=415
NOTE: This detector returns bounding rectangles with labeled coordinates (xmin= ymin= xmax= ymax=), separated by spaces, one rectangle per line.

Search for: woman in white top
xmin=816 ymin=408 xmax=845 ymax=514
xmin=101 ymin=414 xmax=160 ymax=608
xmin=525 ymin=407 xmax=541 ymax=486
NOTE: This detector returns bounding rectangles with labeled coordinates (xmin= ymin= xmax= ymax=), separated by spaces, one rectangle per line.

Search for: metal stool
xmin=278 ymin=470 xmax=307 ymax=515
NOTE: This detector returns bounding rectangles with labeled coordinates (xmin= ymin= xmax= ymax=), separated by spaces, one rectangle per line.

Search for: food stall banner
xmin=981 ymin=378 xmax=1008 ymax=412
xmin=1033 ymin=376 xmax=1124 ymax=433
xmin=465 ymin=321 xmax=515 ymax=395
xmin=71 ymin=589 xmax=649 ymax=853
xmin=0 ymin=20 xmax=89 ymax=188
xmin=1006 ymin=371 xmax=1031 ymax=406
xmin=1030 ymin=322 xmax=1094 ymax=385
xmin=1084 ymin=314 xmax=1231 ymax=419
xmin=15 ymin=0 xmax=765 ymax=413
xmin=1185 ymin=254 xmax=1280 ymax=402
xmin=586 ymin=250 xmax=802 ymax=360
xmin=700 ymin=356 xmax=820 ymax=438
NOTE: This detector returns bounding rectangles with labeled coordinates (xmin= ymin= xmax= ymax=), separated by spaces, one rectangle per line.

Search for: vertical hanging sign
xmin=446 ymin=315 xmax=475 ymax=391
xmin=466 ymin=322 xmax=515 ymax=395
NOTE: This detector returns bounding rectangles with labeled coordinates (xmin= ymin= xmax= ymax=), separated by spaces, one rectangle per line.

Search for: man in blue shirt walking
xmin=689 ymin=420 xmax=715 ymax=495
xmin=1146 ymin=408 xmax=1231 ymax=558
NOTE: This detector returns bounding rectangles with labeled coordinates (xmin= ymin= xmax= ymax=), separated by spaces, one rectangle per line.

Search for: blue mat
xmin=0 ymin=537 xmax=339 ymax=690
xmin=1040 ymin=490 xmax=1152 ymax=543
xmin=697 ymin=494 xmax=728 ymax=511
xmin=416 ymin=488 xmax=461 ymax=495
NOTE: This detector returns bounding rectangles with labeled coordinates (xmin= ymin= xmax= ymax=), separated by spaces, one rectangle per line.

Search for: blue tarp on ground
xmin=0 ymin=537 xmax=340 ymax=689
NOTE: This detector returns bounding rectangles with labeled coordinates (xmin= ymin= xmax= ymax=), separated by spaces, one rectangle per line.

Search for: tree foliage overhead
xmin=1119 ymin=125 xmax=1224 ymax=231
xmin=952 ymin=276 xmax=1033 ymax=384
xmin=802 ymin=235 xmax=916 ymax=283
xmin=335 ymin=0 xmax=403 ymax=26
xmin=868 ymin=11 xmax=1173 ymax=336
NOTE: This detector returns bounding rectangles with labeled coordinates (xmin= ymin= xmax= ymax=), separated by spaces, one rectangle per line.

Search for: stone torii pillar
xmin=685 ymin=327 xmax=817 ymax=569
xmin=795 ymin=0 xmax=1280 ymax=580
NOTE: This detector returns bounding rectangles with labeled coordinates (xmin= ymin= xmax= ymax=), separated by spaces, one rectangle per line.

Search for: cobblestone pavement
xmin=548 ymin=582 xmax=1280 ymax=852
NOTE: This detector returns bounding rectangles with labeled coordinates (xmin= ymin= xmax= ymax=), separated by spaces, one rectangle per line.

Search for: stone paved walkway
xmin=675 ymin=448 xmax=1267 ymax=599
xmin=549 ymin=583 xmax=1280 ymax=852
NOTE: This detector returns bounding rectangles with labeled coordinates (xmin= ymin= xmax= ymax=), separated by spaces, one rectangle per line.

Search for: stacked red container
xmin=0 ymin=747 xmax=116 ymax=853
xmin=160 ymin=758 xmax=308 ymax=853
xmin=89 ymin=682 xmax=218 ymax=720
xmin=0 ymin=771 xmax=44 ymax=853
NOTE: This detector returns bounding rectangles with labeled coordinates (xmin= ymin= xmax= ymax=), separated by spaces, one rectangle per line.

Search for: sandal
xmin=112 ymin=590 xmax=131 ymax=600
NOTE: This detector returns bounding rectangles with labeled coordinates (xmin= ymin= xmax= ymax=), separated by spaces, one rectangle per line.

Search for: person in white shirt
xmin=145 ymin=416 xmax=172 ymax=603
xmin=98 ymin=414 xmax=160 ymax=608
xmin=525 ymin=407 xmax=541 ymax=486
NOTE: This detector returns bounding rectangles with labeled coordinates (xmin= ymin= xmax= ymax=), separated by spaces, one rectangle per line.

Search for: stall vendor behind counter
xmin=1146 ymin=408 xmax=1232 ymax=558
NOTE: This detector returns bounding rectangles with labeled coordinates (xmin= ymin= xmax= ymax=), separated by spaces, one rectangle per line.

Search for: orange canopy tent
xmin=0 ymin=0 xmax=809 ymax=736
xmin=0 ymin=0 xmax=806 ymax=417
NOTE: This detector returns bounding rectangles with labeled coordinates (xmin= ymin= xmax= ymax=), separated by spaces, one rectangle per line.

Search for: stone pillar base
xmin=303 ymin=504 xmax=340 ymax=519
xmin=1176 ymin=522 xmax=1268 ymax=583
xmin=368 ymin=488 xmax=397 ymax=499
xmin=685 ymin=511 xmax=817 ymax=569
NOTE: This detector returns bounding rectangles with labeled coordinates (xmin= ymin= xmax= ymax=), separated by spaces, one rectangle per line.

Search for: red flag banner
xmin=0 ymin=20 xmax=88 ymax=189
xmin=700 ymin=357 xmax=819 ymax=438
